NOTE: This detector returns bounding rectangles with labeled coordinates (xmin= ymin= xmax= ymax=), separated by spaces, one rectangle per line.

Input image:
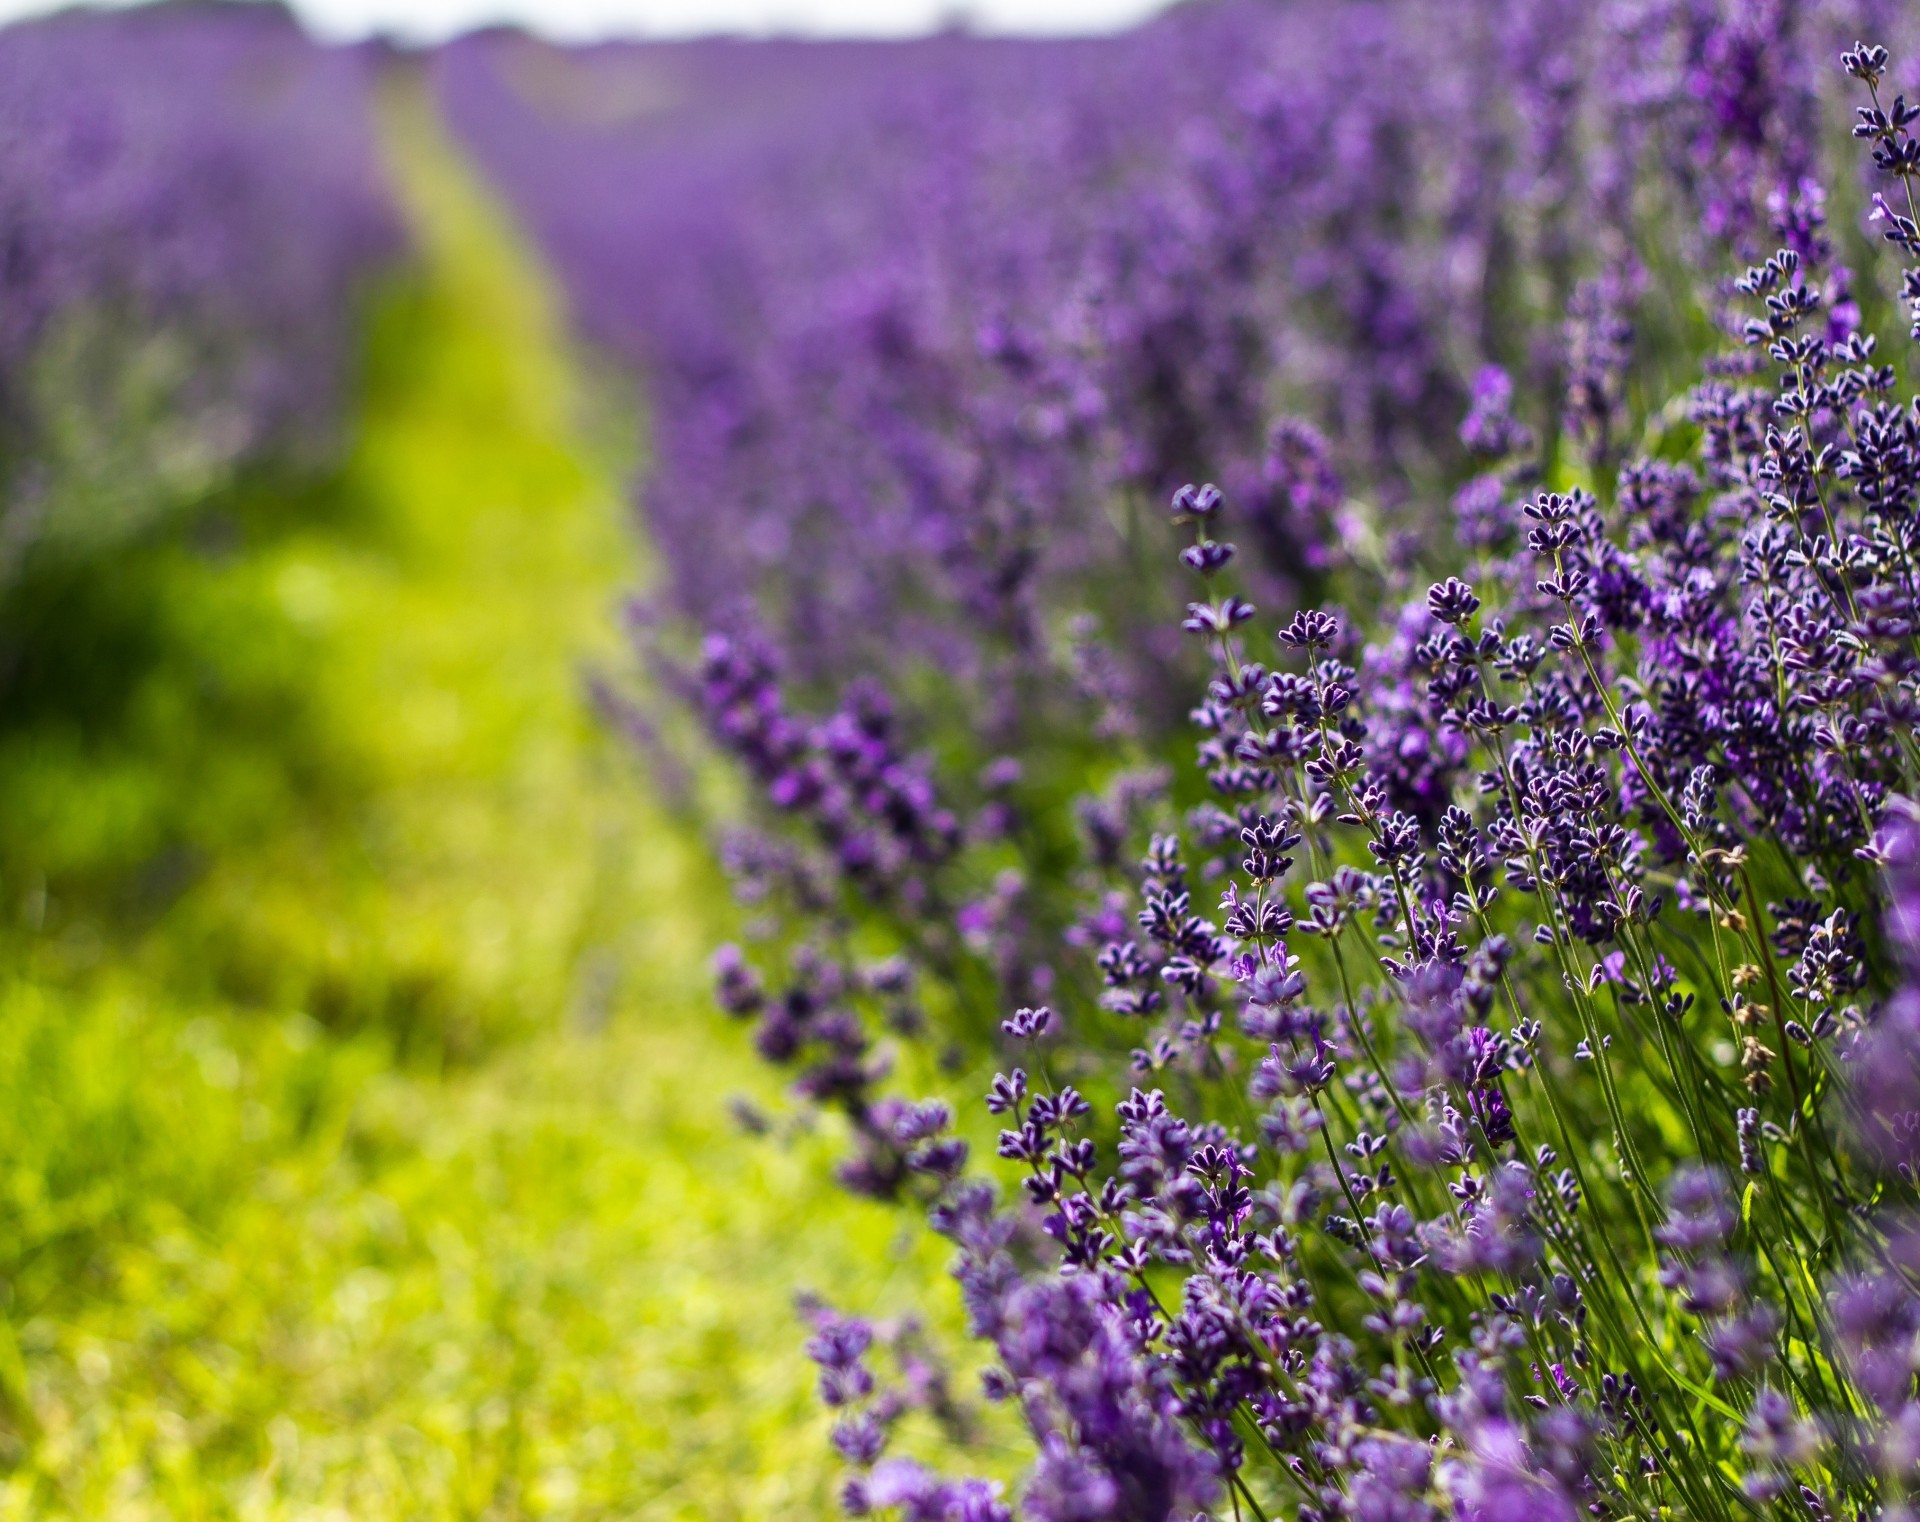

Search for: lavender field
xmin=13 ymin=0 xmax=1920 ymax=1517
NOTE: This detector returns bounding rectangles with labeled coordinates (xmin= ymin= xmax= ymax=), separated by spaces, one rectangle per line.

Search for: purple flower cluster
xmin=0 ymin=5 xmax=402 ymax=573
xmin=631 ymin=27 xmax=1920 ymax=1522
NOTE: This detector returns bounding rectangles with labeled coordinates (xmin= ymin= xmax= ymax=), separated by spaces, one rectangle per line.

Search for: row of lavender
xmin=452 ymin=3 xmax=1920 ymax=1519
xmin=0 ymin=4 xmax=401 ymax=586
xmin=438 ymin=8 xmax=1464 ymax=713
xmin=440 ymin=0 xmax=1899 ymax=713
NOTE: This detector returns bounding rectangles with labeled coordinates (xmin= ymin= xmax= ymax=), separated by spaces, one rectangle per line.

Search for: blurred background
xmin=0 ymin=0 xmax=1163 ymax=38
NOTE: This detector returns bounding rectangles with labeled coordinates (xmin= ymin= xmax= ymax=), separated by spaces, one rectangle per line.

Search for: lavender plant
xmin=670 ymin=32 xmax=1920 ymax=1522
xmin=0 ymin=5 xmax=402 ymax=582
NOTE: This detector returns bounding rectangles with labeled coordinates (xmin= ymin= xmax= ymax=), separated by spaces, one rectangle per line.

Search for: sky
xmin=0 ymin=0 xmax=1167 ymax=42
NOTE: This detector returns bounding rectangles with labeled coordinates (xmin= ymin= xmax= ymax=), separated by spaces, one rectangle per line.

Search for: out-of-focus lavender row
xmin=436 ymin=0 xmax=1900 ymax=729
xmin=0 ymin=4 xmax=403 ymax=577
xmin=436 ymin=7 xmax=1466 ymax=710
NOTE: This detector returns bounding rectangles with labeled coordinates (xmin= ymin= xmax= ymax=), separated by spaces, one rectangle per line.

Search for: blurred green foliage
xmin=0 ymin=76 xmax=992 ymax=1518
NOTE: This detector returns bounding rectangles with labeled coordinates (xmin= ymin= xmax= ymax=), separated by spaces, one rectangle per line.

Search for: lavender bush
xmin=0 ymin=4 xmax=401 ymax=583
xmin=573 ymin=16 xmax=1920 ymax=1521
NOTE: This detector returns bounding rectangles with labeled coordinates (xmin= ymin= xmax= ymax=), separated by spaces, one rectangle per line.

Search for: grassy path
xmin=0 ymin=79 xmax=965 ymax=1520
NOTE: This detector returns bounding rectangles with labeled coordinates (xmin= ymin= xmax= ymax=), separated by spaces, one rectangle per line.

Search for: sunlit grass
xmin=0 ymin=73 xmax=985 ymax=1520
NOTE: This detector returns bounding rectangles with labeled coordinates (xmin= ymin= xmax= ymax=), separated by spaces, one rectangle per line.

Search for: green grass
xmin=0 ymin=77 xmax=991 ymax=1519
